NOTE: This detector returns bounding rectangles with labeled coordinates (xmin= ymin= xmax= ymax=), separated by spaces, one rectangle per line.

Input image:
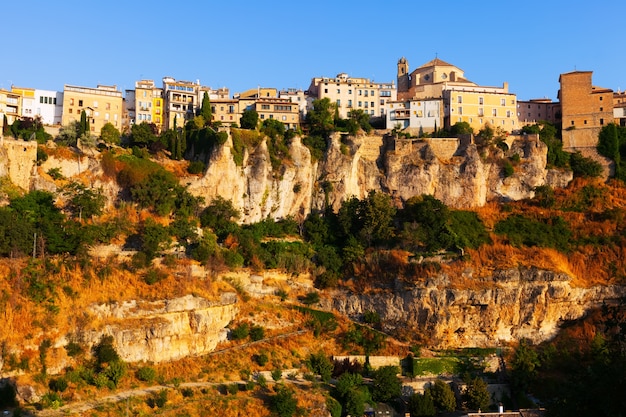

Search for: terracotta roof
xmin=418 ymin=57 xmax=457 ymax=69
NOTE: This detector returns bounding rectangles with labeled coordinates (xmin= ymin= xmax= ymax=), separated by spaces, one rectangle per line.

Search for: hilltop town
xmin=2 ymin=57 xmax=625 ymax=152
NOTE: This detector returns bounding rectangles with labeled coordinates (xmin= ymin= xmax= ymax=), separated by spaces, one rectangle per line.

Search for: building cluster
xmin=1 ymin=57 xmax=624 ymax=150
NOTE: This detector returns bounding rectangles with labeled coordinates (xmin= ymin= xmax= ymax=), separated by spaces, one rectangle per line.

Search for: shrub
xmin=147 ymin=389 xmax=168 ymax=408
xmin=570 ymin=151 xmax=603 ymax=178
xmin=48 ymin=377 xmax=68 ymax=393
xmin=269 ymin=384 xmax=297 ymax=417
xmin=137 ymin=366 xmax=157 ymax=382
xmin=255 ymin=352 xmax=269 ymax=366
xmin=187 ymin=160 xmax=205 ymax=174
xmin=503 ymin=160 xmax=514 ymax=177
xmin=230 ymin=323 xmax=250 ymax=340
xmin=249 ymin=325 xmax=265 ymax=341
xmin=301 ymin=291 xmax=320 ymax=305
xmin=271 ymin=368 xmax=283 ymax=381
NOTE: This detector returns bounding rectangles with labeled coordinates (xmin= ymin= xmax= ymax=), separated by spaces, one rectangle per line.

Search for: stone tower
xmin=397 ymin=57 xmax=410 ymax=94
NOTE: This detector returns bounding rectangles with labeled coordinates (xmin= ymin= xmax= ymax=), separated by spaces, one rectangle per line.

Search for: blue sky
xmin=2 ymin=0 xmax=625 ymax=101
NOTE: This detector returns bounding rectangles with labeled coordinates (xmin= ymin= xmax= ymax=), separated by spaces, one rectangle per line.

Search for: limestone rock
xmin=321 ymin=267 xmax=626 ymax=348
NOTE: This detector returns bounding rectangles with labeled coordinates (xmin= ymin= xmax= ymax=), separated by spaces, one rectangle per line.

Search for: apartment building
xmin=397 ymin=57 xmax=518 ymax=133
xmin=516 ymin=98 xmax=561 ymax=126
xmin=133 ymin=80 xmax=164 ymax=132
xmin=249 ymin=97 xmax=300 ymax=129
xmin=11 ymin=86 xmax=35 ymax=119
xmin=279 ymin=88 xmax=307 ymax=118
xmin=386 ymin=98 xmax=442 ymax=133
xmin=61 ymin=84 xmax=123 ymax=135
xmin=0 ymin=89 xmax=22 ymax=125
xmin=307 ymin=73 xmax=396 ymax=119
xmin=558 ymin=71 xmax=614 ymax=149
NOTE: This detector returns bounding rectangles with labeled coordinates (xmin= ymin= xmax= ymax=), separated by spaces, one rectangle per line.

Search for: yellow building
xmin=0 ymin=88 xmax=22 ymax=125
xmin=162 ymin=77 xmax=202 ymax=130
xmin=135 ymin=80 xmax=164 ymax=132
xmin=11 ymin=86 xmax=36 ymax=119
xmin=397 ymin=57 xmax=519 ymax=133
xmin=62 ymin=84 xmax=123 ymax=135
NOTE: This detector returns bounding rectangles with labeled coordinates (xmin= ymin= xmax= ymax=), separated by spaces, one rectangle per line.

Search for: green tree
xmin=371 ymin=365 xmax=402 ymax=403
xmin=450 ymin=121 xmax=474 ymax=136
xmin=464 ymin=377 xmax=490 ymax=411
xmin=63 ymin=182 xmax=106 ymax=220
xmin=338 ymin=191 xmax=396 ymax=246
xmin=131 ymin=122 xmax=157 ymax=147
xmin=130 ymin=170 xmax=181 ymax=216
xmin=307 ymin=351 xmax=334 ymax=382
xmin=56 ymin=121 xmax=79 ymax=147
xmin=306 ymin=98 xmax=335 ymax=138
xmin=199 ymin=196 xmax=241 ymax=240
xmin=569 ymin=151 xmax=603 ymax=178
xmin=510 ymin=339 xmax=540 ymax=393
xmin=270 ymin=384 xmax=298 ymax=417
xmin=427 ymin=379 xmax=456 ymax=412
xmin=240 ymin=108 xmax=259 ymax=129
xmin=79 ymin=110 xmax=90 ymax=137
xmin=408 ymin=391 xmax=436 ymax=417
xmin=100 ymin=122 xmax=120 ymax=146
xmin=200 ymin=91 xmax=212 ymax=124
xmin=400 ymin=195 xmax=456 ymax=252
xmin=334 ymin=373 xmax=369 ymax=417
xmin=140 ymin=218 xmax=171 ymax=259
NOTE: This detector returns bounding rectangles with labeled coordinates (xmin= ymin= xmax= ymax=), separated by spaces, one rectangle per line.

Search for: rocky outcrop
xmin=321 ymin=268 xmax=626 ymax=348
xmin=82 ymin=293 xmax=238 ymax=363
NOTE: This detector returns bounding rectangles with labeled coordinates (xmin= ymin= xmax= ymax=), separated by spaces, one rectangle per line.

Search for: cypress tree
xmin=200 ymin=92 xmax=212 ymax=125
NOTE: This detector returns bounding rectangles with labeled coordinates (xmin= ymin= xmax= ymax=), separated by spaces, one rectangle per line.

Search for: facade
xmin=613 ymin=91 xmax=626 ymax=127
xmin=279 ymin=88 xmax=308 ymax=118
xmin=134 ymin=80 xmax=164 ymax=132
xmin=386 ymin=98 xmax=442 ymax=133
xmin=307 ymin=73 xmax=396 ymax=119
xmin=397 ymin=57 xmax=518 ymax=133
xmin=11 ymin=86 xmax=36 ymax=119
xmin=250 ymin=97 xmax=300 ymax=129
xmin=517 ymin=98 xmax=560 ymax=126
xmin=61 ymin=84 xmax=123 ymax=135
xmin=162 ymin=77 xmax=209 ymax=130
xmin=34 ymin=89 xmax=63 ymax=125
xmin=0 ymin=88 xmax=22 ymax=125
xmin=558 ymin=71 xmax=614 ymax=149
xmin=211 ymin=98 xmax=241 ymax=126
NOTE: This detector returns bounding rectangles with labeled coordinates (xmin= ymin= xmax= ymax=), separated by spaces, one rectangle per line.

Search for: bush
xmin=271 ymin=368 xmax=283 ymax=381
xmin=230 ymin=323 xmax=250 ymax=340
xmin=494 ymin=215 xmax=572 ymax=252
xmin=570 ymin=151 xmax=603 ymax=178
xmin=255 ymin=352 xmax=269 ymax=366
xmin=269 ymin=384 xmax=297 ymax=417
xmin=137 ymin=366 xmax=157 ymax=382
xmin=48 ymin=377 xmax=68 ymax=393
xmin=147 ymin=389 xmax=168 ymax=408
xmin=301 ymin=291 xmax=320 ymax=305
xmin=187 ymin=160 xmax=206 ymax=174
xmin=249 ymin=325 xmax=265 ymax=341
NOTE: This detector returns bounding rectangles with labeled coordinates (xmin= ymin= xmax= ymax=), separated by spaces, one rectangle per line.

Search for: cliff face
xmin=321 ymin=268 xmax=626 ymax=348
xmin=83 ymin=293 xmax=238 ymax=364
xmin=184 ymin=132 xmax=572 ymax=222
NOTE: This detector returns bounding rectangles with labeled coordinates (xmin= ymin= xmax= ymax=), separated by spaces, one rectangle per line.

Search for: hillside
xmin=1 ymin=125 xmax=625 ymax=416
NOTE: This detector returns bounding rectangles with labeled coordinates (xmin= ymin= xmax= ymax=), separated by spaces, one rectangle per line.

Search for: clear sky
xmin=2 ymin=0 xmax=625 ymax=101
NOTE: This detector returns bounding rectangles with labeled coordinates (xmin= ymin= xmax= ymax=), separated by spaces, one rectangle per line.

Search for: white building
xmin=386 ymin=98 xmax=442 ymax=133
xmin=34 ymin=89 xmax=63 ymax=125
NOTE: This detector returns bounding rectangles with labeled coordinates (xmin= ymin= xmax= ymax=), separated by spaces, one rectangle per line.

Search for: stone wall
xmin=332 ymin=355 xmax=400 ymax=369
xmin=0 ymin=137 xmax=37 ymax=190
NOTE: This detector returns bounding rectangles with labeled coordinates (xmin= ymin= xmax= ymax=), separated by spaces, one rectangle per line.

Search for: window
xmin=40 ymin=97 xmax=44 ymax=103
xmin=479 ymin=97 xmax=484 ymax=105
xmin=506 ymin=110 xmax=511 ymax=118
xmin=478 ymin=108 xmax=484 ymax=116
xmin=358 ymin=101 xmax=362 ymax=107
xmin=571 ymin=121 xmax=575 ymax=125
xmin=324 ymin=88 xmax=328 ymax=93
xmin=337 ymin=89 xmax=340 ymax=94
xmin=70 ymin=98 xmax=74 ymax=105
xmin=337 ymin=99 xmax=341 ymax=106
xmin=501 ymin=98 xmax=506 ymax=106
xmin=457 ymin=96 xmax=462 ymax=103
xmin=358 ymin=90 xmax=362 ymax=96
xmin=69 ymin=108 xmax=73 ymax=114
xmin=492 ymin=109 xmax=497 ymax=116
xmin=600 ymin=118 xmax=604 ymax=125
xmin=260 ymin=114 xmax=265 ymax=119
xmin=600 ymin=96 xmax=603 ymax=101
xmin=584 ymin=120 xmax=587 ymax=124
xmin=282 ymin=115 xmax=287 ymax=121
xmin=371 ymin=101 xmax=374 ymax=107
xmin=348 ymin=100 xmax=352 ymax=107
xmin=105 ymin=113 xmax=109 ymax=120
xmin=458 ymin=107 xmax=462 ymax=115
xmin=364 ymin=102 xmax=369 ymax=108
xmin=95 ymin=111 xmax=100 ymax=117
xmin=600 ymin=107 xmax=603 ymax=111
xmin=364 ymin=91 xmax=368 ymax=97
xmin=93 ymin=101 xmax=98 ymax=108
xmin=348 ymin=89 xmax=352 ymax=94
xmin=380 ymin=99 xmax=384 ymax=105
xmin=106 ymin=103 xmax=110 ymax=110
xmin=229 ymin=105 xmax=234 ymax=113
